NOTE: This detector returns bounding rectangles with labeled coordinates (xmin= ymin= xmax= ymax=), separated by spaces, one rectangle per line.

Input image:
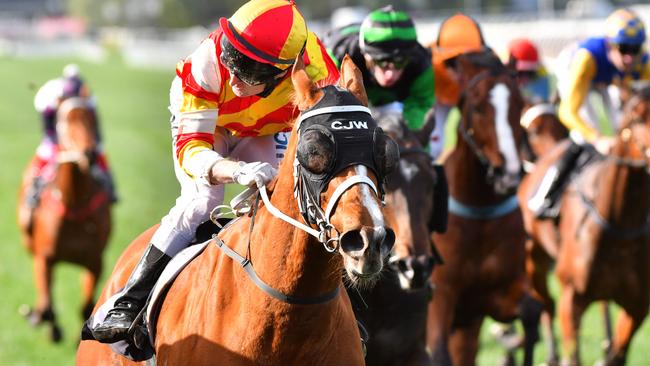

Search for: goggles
xmin=615 ymin=43 xmax=642 ymax=56
xmin=372 ymin=56 xmax=409 ymax=70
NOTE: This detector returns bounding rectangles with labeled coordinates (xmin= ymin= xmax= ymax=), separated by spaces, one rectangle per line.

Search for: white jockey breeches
xmin=150 ymin=124 xmax=290 ymax=256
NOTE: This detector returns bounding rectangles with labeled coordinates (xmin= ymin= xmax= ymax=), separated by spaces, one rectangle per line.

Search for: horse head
xmin=372 ymin=110 xmax=439 ymax=290
xmin=612 ymin=82 xmax=650 ymax=169
xmin=55 ymin=97 xmax=99 ymax=170
xmin=520 ymin=103 xmax=568 ymax=166
xmin=455 ymin=51 xmax=526 ymax=195
xmin=289 ymin=55 xmax=398 ymax=288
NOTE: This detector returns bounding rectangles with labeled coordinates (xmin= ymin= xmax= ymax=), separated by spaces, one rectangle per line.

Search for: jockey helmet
xmin=359 ymin=6 xmax=419 ymax=61
xmin=507 ymin=39 xmax=540 ymax=72
xmin=219 ymin=0 xmax=307 ymax=72
xmin=435 ymin=13 xmax=485 ymax=62
xmin=605 ymin=8 xmax=646 ymax=46
xmin=61 ymin=64 xmax=84 ymax=98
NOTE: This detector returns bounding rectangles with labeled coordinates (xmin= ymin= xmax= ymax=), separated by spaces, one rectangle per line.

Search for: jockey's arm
xmin=642 ymin=58 xmax=650 ymax=80
xmin=403 ymin=66 xmax=436 ymax=130
xmin=174 ymin=38 xmax=239 ymax=186
xmin=558 ymin=49 xmax=599 ymax=142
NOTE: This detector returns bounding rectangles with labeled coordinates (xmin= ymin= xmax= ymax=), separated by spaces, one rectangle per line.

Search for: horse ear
xmin=338 ymin=55 xmax=369 ymax=107
xmin=292 ymin=54 xmax=323 ymax=110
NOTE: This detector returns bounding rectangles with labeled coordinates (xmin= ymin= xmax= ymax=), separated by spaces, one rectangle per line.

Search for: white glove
xmin=232 ymin=161 xmax=277 ymax=187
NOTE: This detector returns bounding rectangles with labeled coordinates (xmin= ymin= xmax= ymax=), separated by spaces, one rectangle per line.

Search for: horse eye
xmin=374 ymin=132 xmax=400 ymax=176
xmin=297 ymin=130 xmax=335 ymax=174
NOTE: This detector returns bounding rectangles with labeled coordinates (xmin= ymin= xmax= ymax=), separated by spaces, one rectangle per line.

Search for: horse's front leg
xmin=527 ymin=237 xmax=559 ymax=365
xmin=26 ymin=254 xmax=62 ymax=342
xmin=558 ymin=285 xmax=586 ymax=366
xmin=427 ymin=287 xmax=455 ymax=366
xmin=605 ymin=306 xmax=648 ymax=366
xmin=448 ymin=317 xmax=483 ymax=366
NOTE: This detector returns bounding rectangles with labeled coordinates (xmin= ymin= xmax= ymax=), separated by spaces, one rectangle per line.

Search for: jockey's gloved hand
xmin=232 ymin=161 xmax=277 ymax=188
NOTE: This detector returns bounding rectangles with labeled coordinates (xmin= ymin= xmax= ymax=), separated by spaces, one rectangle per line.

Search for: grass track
xmin=0 ymin=56 xmax=648 ymax=365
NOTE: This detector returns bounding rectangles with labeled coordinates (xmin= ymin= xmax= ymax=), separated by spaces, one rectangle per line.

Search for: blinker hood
xmin=296 ymin=85 xmax=384 ymax=201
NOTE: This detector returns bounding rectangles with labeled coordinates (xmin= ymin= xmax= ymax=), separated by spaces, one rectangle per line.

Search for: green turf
xmin=0 ymin=56 xmax=648 ymax=365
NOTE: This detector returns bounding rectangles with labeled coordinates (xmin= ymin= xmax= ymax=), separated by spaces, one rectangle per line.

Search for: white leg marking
xmin=491 ymin=83 xmax=521 ymax=175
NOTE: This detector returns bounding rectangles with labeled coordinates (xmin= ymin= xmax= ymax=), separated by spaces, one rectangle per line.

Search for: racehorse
xmin=348 ymin=109 xmax=442 ymax=366
xmin=76 ymin=55 xmax=397 ymax=365
xmin=426 ymin=51 xmax=541 ymax=366
xmin=518 ymin=84 xmax=650 ymax=365
xmin=17 ymin=97 xmax=112 ymax=342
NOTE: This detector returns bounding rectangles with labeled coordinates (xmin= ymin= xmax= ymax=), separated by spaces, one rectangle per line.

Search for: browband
xmin=296 ymin=105 xmax=372 ymax=130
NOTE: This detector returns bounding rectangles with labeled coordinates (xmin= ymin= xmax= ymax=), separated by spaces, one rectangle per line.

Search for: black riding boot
xmin=531 ymin=141 xmax=583 ymax=219
xmin=91 ymin=244 xmax=171 ymax=343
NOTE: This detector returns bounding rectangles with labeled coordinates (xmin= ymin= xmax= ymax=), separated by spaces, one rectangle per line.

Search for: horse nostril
xmin=340 ymin=230 xmax=364 ymax=254
xmin=383 ymin=228 xmax=396 ymax=252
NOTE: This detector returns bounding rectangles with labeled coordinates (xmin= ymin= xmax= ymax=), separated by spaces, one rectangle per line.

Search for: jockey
xmin=89 ymin=0 xmax=339 ymax=343
xmin=431 ymin=12 xmax=489 ymax=159
xmin=504 ymin=38 xmax=552 ymax=104
xmin=323 ymin=6 xmax=435 ymax=146
xmin=25 ymin=64 xmax=116 ymax=227
xmin=529 ymin=8 xmax=650 ymax=218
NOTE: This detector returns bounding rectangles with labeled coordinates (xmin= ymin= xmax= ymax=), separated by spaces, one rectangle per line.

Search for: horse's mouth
xmin=345 ymin=267 xmax=382 ymax=290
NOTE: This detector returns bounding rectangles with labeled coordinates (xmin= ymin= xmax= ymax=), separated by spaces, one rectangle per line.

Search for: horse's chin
xmin=343 ymin=265 xmax=382 ymax=291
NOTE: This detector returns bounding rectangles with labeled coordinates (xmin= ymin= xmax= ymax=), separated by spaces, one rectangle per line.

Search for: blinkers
xmin=295 ymin=85 xmax=399 ymax=224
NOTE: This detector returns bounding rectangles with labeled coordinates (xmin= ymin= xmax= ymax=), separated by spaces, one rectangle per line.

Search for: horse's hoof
xmin=19 ymin=304 xmax=41 ymax=326
xmin=50 ymin=324 xmax=63 ymax=343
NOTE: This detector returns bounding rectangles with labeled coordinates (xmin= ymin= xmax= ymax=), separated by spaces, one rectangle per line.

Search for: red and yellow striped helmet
xmin=219 ymin=0 xmax=307 ymax=71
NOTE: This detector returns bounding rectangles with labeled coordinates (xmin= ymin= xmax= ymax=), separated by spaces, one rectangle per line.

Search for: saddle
xmin=530 ymin=142 xmax=602 ymax=219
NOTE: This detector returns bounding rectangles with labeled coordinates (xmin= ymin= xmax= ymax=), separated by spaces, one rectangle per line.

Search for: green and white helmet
xmin=359 ymin=6 xmax=418 ymax=60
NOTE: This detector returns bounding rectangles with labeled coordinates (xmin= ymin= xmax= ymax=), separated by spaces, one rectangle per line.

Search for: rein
xmin=457 ymin=69 xmax=510 ymax=173
xmin=578 ymin=190 xmax=650 ymax=240
xmin=213 ymin=235 xmax=341 ymax=305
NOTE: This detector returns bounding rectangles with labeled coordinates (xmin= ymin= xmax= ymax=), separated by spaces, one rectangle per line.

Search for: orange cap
xmin=435 ymin=13 xmax=485 ymax=62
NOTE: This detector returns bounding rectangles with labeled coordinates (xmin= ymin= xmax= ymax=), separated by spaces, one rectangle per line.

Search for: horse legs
xmin=605 ymin=306 xmax=648 ymax=366
xmin=600 ymin=302 xmax=613 ymax=356
xmin=26 ymin=255 xmax=62 ymax=342
xmin=527 ymin=238 xmax=559 ymax=365
xmin=448 ymin=317 xmax=483 ymax=366
xmin=80 ymin=260 xmax=102 ymax=320
xmin=428 ymin=289 xmax=455 ymax=366
xmin=558 ymin=285 xmax=587 ymax=366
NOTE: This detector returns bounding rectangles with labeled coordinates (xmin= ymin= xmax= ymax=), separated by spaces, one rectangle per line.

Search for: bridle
xmin=210 ymin=92 xmax=395 ymax=305
xmin=457 ymin=69 xmax=514 ymax=183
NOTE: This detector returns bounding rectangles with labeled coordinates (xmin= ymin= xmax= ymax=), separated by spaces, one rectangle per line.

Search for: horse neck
xmin=250 ymin=144 xmax=342 ymax=300
xmin=446 ymin=135 xmax=502 ymax=205
xmin=55 ymin=161 xmax=93 ymax=207
xmin=595 ymin=143 xmax=650 ymax=226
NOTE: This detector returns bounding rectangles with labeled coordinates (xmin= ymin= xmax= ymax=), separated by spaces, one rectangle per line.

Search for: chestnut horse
xmin=427 ymin=51 xmax=541 ymax=366
xmin=17 ymin=97 xmax=112 ymax=342
xmin=76 ymin=56 xmax=397 ymax=365
xmin=519 ymin=85 xmax=650 ymax=365
xmin=348 ymin=109 xmax=442 ymax=366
